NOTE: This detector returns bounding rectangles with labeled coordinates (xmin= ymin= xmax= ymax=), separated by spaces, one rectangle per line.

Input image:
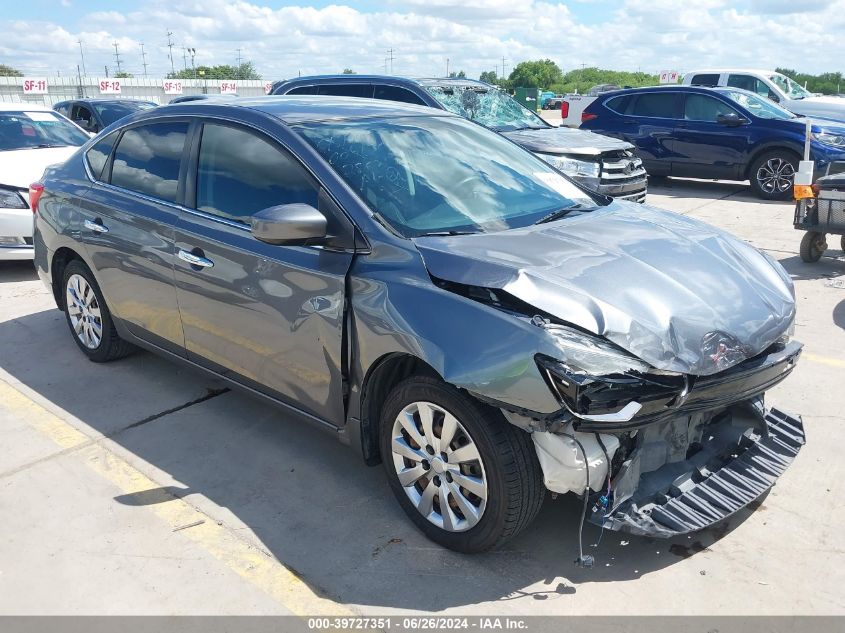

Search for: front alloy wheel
xmin=750 ymin=151 xmax=798 ymax=200
xmin=380 ymin=376 xmax=545 ymax=553
xmin=390 ymin=401 xmax=488 ymax=532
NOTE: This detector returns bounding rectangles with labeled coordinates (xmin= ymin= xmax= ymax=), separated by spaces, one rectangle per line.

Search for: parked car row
xmin=271 ymin=75 xmax=648 ymax=202
xmin=30 ymin=96 xmax=804 ymax=558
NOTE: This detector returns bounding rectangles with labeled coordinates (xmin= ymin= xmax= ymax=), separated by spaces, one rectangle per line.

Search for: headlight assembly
xmin=0 ymin=187 xmax=27 ymax=210
xmin=535 ymin=325 xmax=687 ymax=424
xmin=535 ymin=153 xmax=601 ymax=179
xmin=812 ymin=132 xmax=845 ymax=148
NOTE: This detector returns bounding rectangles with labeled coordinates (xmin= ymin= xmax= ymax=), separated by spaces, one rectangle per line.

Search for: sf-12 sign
xmin=659 ymin=70 xmax=679 ymax=84
xmin=220 ymin=81 xmax=238 ymax=95
xmin=22 ymin=78 xmax=48 ymax=94
xmin=99 ymin=79 xmax=122 ymax=94
xmin=163 ymin=80 xmax=183 ymax=95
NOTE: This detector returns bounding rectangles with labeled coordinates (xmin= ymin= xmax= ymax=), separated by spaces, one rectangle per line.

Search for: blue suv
xmin=580 ymin=85 xmax=845 ymax=199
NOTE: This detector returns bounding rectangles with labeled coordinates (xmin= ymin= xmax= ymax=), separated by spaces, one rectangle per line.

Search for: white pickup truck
xmin=682 ymin=69 xmax=845 ymax=121
xmin=558 ymin=84 xmax=621 ymax=128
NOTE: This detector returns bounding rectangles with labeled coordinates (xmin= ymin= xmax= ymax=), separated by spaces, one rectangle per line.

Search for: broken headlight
xmin=535 ymin=326 xmax=687 ymax=423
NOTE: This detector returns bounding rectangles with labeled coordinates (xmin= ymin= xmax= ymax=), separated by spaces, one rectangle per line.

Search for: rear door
xmin=613 ymin=92 xmax=681 ymax=176
xmin=672 ymin=93 xmax=750 ymax=179
xmin=79 ymin=120 xmax=190 ymax=354
xmin=173 ymin=120 xmax=356 ymax=425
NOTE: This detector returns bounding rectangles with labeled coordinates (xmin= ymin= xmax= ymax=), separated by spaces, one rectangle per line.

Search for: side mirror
xmin=768 ymin=92 xmax=780 ymax=103
xmin=716 ymin=112 xmax=748 ymax=126
xmin=250 ymin=204 xmax=327 ymax=245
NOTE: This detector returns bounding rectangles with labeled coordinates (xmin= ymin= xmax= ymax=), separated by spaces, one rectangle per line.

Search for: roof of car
xmin=685 ymin=69 xmax=776 ymax=76
xmin=157 ymin=95 xmax=450 ymax=124
xmin=0 ymin=102 xmax=51 ymax=111
xmin=54 ymin=98 xmax=156 ymax=105
xmin=275 ymin=74 xmax=494 ymax=89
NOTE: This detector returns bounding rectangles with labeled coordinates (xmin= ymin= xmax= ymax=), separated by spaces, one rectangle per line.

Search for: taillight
xmin=29 ymin=183 xmax=44 ymax=215
xmin=561 ymin=101 xmax=569 ymax=119
xmin=581 ymin=112 xmax=598 ymax=123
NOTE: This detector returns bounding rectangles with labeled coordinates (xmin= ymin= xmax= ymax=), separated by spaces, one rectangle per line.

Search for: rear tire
xmin=62 ymin=259 xmax=135 ymax=362
xmin=380 ymin=376 xmax=545 ymax=553
xmin=799 ymin=231 xmax=827 ymax=263
xmin=841 ymin=235 xmax=845 ymax=253
xmin=749 ymin=150 xmax=798 ymax=200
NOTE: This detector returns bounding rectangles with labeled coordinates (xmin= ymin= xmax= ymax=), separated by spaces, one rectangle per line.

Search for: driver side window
xmin=683 ymin=94 xmax=739 ymax=122
xmin=727 ymin=74 xmax=776 ymax=100
xmin=71 ymin=104 xmax=97 ymax=132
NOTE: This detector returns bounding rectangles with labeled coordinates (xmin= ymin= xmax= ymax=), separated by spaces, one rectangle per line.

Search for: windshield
xmin=296 ymin=116 xmax=596 ymax=238
xmin=92 ymin=101 xmax=156 ymax=126
xmin=423 ymin=85 xmax=547 ymax=132
xmin=0 ymin=111 xmax=89 ymax=151
xmin=769 ymin=73 xmax=811 ymax=99
xmin=721 ymin=89 xmax=797 ymax=120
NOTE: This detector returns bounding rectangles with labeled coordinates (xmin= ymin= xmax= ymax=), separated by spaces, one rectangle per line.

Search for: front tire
xmin=380 ymin=376 xmax=545 ymax=553
xmin=62 ymin=259 xmax=134 ymax=362
xmin=750 ymin=150 xmax=798 ymax=200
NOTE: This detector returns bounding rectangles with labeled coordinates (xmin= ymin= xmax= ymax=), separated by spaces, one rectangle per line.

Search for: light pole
xmin=188 ymin=47 xmax=197 ymax=79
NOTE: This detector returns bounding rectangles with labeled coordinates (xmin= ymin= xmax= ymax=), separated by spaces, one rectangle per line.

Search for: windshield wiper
xmin=17 ymin=143 xmax=72 ymax=150
xmin=534 ymin=204 xmax=587 ymax=225
xmin=416 ymin=230 xmax=477 ymax=237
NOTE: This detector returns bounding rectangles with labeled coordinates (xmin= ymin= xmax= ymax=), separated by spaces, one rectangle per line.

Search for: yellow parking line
xmin=803 ymin=352 xmax=845 ymax=368
xmin=0 ymin=378 xmax=351 ymax=617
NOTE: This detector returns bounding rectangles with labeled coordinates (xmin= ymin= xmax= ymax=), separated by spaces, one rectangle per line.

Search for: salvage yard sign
xmin=163 ymin=80 xmax=183 ymax=95
xmin=98 ymin=79 xmax=122 ymax=94
xmin=220 ymin=81 xmax=237 ymax=95
xmin=659 ymin=70 xmax=679 ymax=84
xmin=22 ymin=78 xmax=48 ymax=94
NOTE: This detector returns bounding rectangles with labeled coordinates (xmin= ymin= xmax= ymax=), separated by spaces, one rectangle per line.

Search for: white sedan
xmin=0 ymin=103 xmax=89 ymax=260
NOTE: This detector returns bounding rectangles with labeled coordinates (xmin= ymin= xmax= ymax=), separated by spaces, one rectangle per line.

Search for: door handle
xmin=178 ymin=249 xmax=214 ymax=268
xmin=83 ymin=219 xmax=109 ymax=233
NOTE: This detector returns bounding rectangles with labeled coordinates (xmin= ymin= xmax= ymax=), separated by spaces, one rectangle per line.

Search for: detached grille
xmin=597 ymin=153 xmax=648 ymax=203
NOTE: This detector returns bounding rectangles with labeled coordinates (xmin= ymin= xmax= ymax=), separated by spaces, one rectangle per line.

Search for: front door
xmin=173 ymin=121 xmax=355 ymax=425
xmin=672 ymin=93 xmax=749 ymax=180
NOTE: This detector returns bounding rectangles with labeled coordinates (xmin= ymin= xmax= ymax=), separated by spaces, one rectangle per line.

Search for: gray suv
xmin=33 ymin=97 xmax=803 ymax=557
xmin=273 ymin=76 xmax=649 ymax=203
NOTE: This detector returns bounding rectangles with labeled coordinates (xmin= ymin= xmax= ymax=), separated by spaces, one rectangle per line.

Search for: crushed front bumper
xmin=593 ymin=408 xmax=805 ymax=537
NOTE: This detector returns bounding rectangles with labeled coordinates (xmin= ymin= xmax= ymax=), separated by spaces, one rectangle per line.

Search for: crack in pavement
xmin=0 ymin=387 xmax=230 ymax=480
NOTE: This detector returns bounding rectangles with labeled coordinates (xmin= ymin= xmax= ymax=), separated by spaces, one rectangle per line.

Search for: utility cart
xmin=794 ymin=162 xmax=845 ymax=263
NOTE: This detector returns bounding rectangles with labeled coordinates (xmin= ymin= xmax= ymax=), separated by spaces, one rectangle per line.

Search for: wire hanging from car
xmin=559 ymin=432 xmax=593 ymax=568
xmin=593 ymin=433 xmax=613 ymax=548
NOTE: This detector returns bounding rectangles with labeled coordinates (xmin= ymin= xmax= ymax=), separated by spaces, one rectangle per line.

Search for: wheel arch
xmin=743 ymin=143 xmax=803 ymax=179
xmin=50 ymin=246 xmax=86 ymax=310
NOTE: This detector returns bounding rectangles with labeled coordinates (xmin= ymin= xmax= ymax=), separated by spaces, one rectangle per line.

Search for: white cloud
xmin=1 ymin=0 xmax=845 ymax=80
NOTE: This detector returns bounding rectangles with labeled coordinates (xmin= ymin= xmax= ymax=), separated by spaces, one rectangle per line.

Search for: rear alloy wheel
xmin=750 ymin=151 xmax=798 ymax=200
xmin=799 ymin=231 xmax=827 ymax=263
xmin=380 ymin=376 xmax=545 ymax=553
xmin=62 ymin=260 xmax=135 ymax=362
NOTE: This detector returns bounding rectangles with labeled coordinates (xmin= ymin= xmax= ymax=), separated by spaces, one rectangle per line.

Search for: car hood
xmin=789 ymin=97 xmax=845 ymax=121
xmin=413 ymin=202 xmax=795 ymax=376
xmin=0 ymin=146 xmax=78 ymax=189
xmin=501 ymin=127 xmax=634 ymax=157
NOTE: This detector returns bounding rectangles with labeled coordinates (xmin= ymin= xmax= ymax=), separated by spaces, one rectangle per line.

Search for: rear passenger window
xmin=373 ymin=85 xmax=426 ymax=105
xmin=690 ymin=74 xmax=720 ymax=87
xmin=630 ymin=93 xmax=677 ymax=118
xmin=195 ymin=123 xmax=318 ymax=223
xmin=727 ymin=74 xmax=772 ymax=98
xmin=85 ymin=131 xmax=118 ymax=181
xmin=110 ymin=121 xmax=188 ymax=203
xmin=604 ymin=94 xmax=634 ymax=114
xmin=286 ymin=86 xmax=317 ymax=96
xmin=317 ymin=84 xmax=373 ymax=98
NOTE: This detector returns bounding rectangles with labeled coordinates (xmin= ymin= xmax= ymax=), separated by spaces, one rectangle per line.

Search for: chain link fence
xmin=0 ymin=76 xmax=269 ymax=105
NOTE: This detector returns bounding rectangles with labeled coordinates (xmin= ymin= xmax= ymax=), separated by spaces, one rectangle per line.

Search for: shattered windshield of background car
xmin=424 ymin=85 xmax=547 ymax=132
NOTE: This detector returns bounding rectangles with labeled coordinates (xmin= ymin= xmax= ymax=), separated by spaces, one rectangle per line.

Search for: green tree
xmin=776 ymin=68 xmax=844 ymax=95
xmin=342 ymin=68 xmax=356 ymax=74
xmin=553 ymin=67 xmax=658 ymax=95
xmin=479 ymin=70 xmax=498 ymax=84
xmin=507 ymin=59 xmax=563 ymax=89
xmin=448 ymin=70 xmax=467 ymax=78
xmin=0 ymin=64 xmax=23 ymax=77
xmin=167 ymin=62 xmax=261 ymax=80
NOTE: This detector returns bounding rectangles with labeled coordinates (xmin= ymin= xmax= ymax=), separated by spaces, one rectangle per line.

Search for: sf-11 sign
xmin=22 ymin=78 xmax=48 ymax=94
xmin=99 ymin=79 xmax=122 ymax=94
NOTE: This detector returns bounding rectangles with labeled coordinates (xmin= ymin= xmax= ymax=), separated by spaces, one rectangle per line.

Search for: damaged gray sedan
xmin=34 ymin=97 xmax=804 ymax=556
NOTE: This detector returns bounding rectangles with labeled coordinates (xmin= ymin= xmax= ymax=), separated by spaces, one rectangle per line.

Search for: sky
xmin=2 ymin=0 xmax=844 ymax=80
